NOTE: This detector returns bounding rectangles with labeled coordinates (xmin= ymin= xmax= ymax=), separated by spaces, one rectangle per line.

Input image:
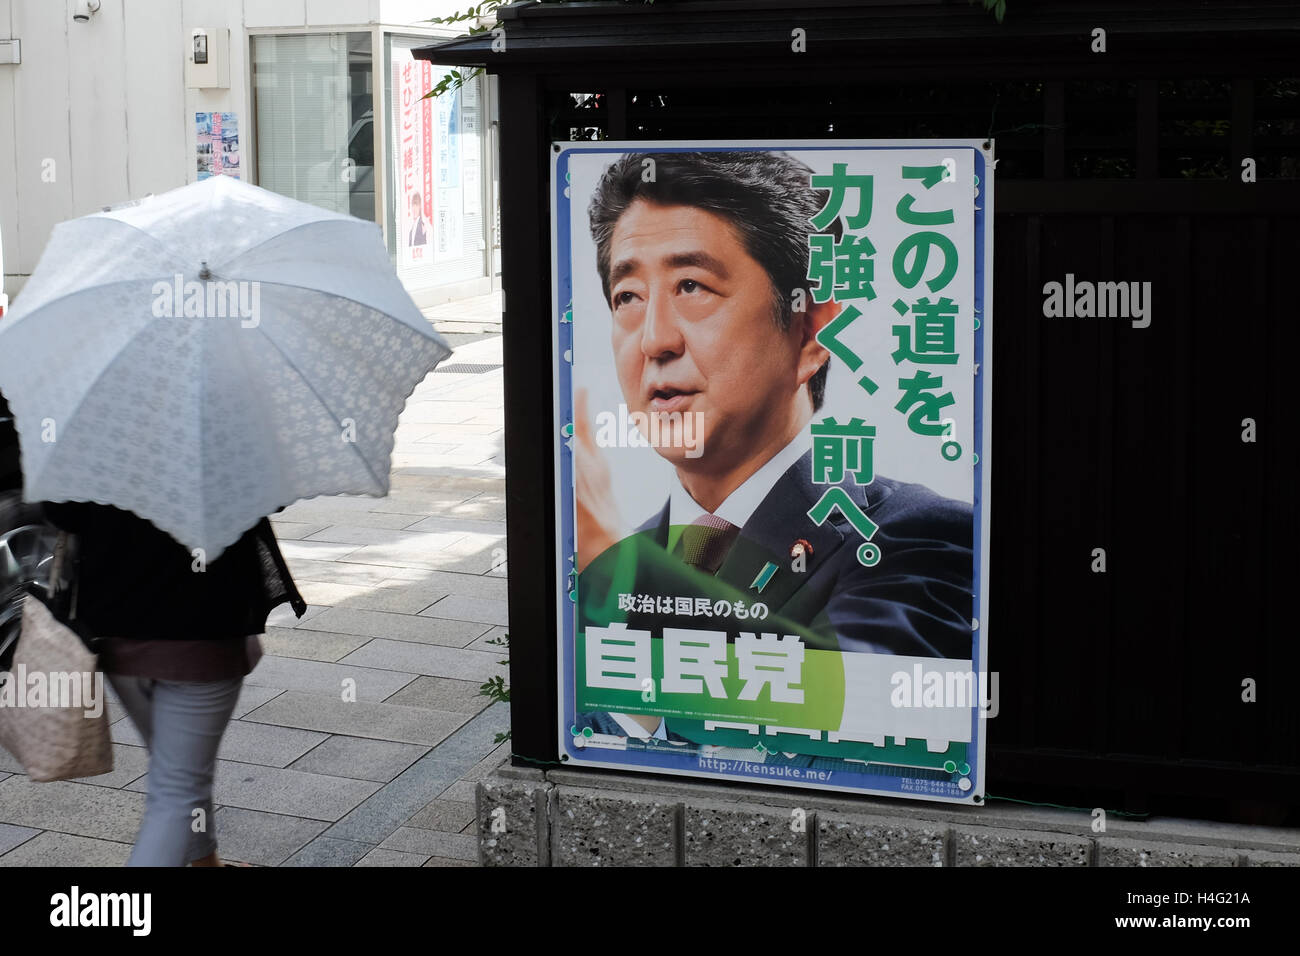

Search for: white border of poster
xmin=552 ymin=139 xmax=993 ymax=804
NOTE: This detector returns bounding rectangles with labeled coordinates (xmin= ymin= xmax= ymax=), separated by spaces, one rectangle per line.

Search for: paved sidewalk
xmin=0 ymin=333 xmax=508 ymax=867
xmin=423 ymin=290 xmax=502 ymax=334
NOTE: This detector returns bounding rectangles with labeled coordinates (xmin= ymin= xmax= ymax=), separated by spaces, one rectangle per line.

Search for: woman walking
xmin=43 ymin=500 xmax=305 ymax=867
xmin=0 ymin=177 xmax=448 ymax=869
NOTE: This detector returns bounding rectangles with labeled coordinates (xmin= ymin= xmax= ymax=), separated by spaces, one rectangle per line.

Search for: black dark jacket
xmin=42 ymin=501 xmax=306 ymax=642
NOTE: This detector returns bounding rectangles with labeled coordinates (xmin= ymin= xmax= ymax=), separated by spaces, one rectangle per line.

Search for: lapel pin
xmin=790 ymin=539 xmax=814 ymax=560
xmin=750 ymin=561 xmax=778 ymax=592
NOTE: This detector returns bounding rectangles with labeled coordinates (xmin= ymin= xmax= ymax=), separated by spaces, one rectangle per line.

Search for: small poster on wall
xmin=196 ymin=112 xmax=240 ymax=180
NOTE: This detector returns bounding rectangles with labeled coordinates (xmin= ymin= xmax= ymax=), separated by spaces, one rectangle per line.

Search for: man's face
xmin=606 ymin=199 xmax=807 ymax=473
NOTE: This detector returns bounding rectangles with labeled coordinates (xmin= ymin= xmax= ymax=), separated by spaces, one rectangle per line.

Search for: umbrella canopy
xmin=0 ymin=175 xmax=451 ymax=559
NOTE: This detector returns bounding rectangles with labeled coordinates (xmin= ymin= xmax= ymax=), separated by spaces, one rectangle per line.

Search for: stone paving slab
xmin=382 ymin=569 xmax=508 ymax=601
xmin=339 ymin=541 xmax=497 ymax=574
xmin=294 ymin=580 xmax=452 ymax=615
xmin=443 ymin=496 xmax=507 ymax=522
xmin=112 ymin=719 xmax=328 ymax=769
xmin=433 ymin=441 xmax=502 ymax=460
xmin=304 ymin=525 xmax=468 ymax=551
xmin=102 ymin=685 xmax=279 ymax=727
xmin=278 ymin=540 xmax=366 ymax=562
xmin=391 ymin=469 xmax=500 ymax=490
xmin=339 ymin=638 xmax=506 ymax=681
xmin=403 ymin=515 xmax=507 ymax=536
xmin=260 ymin=627 xmax=371 ymax=663
xmin=423 ymin=855 xmax=477 ymax=867
xmin=419 ymin=595 xmax=509 ymax=627
xmin=245 ymin=654 xmax=418 ymax=701
xmin=380 ymin=826 xmax=477 ymax=861
xmin=393 ymin=422 xmax=449 ymax=442
xmin=406 ymin=799 xmax=476 ymax=833
xmin=211 ymin=807 xmax=330 ymax=867
xmin=324 ymin=703 xmax=508 ymax=845
xmin=242 ymin=691 xmax=470 ymax=747
xmin=282 ymin=835 xmax=375 ymax=868
xmin=281 ymin=557 xmax=430 ymax=587
xmin=466 ymin=626 xmax=509 ymax=652
xmin=269 ymin=521 xmax=333 ymax=540
xmin=289 ymin=735 xmax=429 ymax=783
xmin=461 ymin=742 xmax=513 ymax=783
xmin=70 ymin=743 xmax=149 ymax=788
xmin=128 ymin=760 xmax=381 ymax=822
xmin=0 ymin=822 xmax=40 ymax=856
xmin=0 ymin=831 xmax=133 ymax=867
xmin=0 ymin=776 xmax=145 ymax=843
xmin=412 ymin=422 xmax=501 ymax=439
xmin=440 ymin=779 xmax=478 ymax=803
xmin=232 ymin=684 xmax=287 ymax=719
xmin=383 ymin=676 xmax=491 ymax=715
xmin=394 ymin=448 xmax=501 ymax=468
xmin=399 ymin=401 xmax=485 ymax=424
xmin=366 ymin=493 xmax=478 ymax=517
xmin=211 ymin=721 xmax=329 ymax=769
xmin=305 ymin=606 xmax=490 ymax=647
xmin=280 ymin=492 xmax=402 ymax=514
xmin=265 ymin=603 xmax=330 ymax=629
xmin=277 ymin=507 xmax=437 ymax=530
xmin=427 ymin=531 xmax=506 ymax=558
xmin=355 ymin=847 xmax=430 ymax=866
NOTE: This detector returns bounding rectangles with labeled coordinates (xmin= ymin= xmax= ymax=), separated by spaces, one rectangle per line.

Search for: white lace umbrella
xmin=0 ymin=175 xmax=451 ymax=559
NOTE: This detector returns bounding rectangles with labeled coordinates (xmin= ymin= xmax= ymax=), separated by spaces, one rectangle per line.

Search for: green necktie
xmin=673 ymin=514 xmax=740 ymax=575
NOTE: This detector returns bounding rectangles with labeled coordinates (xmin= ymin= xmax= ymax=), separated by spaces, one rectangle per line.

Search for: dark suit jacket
xmin=409 ymin=217 xmax=427 ymax=246
xmin=628 ymin=449 xmax=973 ymax=659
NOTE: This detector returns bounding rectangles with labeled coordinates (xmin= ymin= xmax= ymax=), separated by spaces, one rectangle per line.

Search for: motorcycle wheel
xmin=0 ymin=492 xmax=51 ymax=671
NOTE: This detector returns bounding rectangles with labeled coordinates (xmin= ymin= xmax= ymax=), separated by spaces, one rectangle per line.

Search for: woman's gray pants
xmin=108 ymin=674 xmax=243 ymax=867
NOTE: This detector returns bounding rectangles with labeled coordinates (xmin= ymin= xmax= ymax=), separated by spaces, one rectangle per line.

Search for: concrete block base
xmin=474 ymin=762 xmax=1300 ymax=867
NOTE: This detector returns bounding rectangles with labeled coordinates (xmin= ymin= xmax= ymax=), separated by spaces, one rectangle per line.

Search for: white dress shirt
xmin=669 ymin=431 xmax=812 ymax=530
xmin=611 ymin=713 xmax=667 ymax=740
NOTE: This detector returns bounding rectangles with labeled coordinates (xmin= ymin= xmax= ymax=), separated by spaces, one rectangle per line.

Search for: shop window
xmin=252 ymin=32 xmax=374 ymax=221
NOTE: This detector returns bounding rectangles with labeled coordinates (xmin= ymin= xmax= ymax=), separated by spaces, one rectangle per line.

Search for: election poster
xmin=392 ymin=43 xmax=467 ymax=269
xmin=393 ymin=48 xmax=434 ymax=268
xmin=553 ymin=141 xmax=992 ymax=802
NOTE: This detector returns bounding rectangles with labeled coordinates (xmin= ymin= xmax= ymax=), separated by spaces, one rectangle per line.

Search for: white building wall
xmin=0 ymin=0 xmax=473 ymax=301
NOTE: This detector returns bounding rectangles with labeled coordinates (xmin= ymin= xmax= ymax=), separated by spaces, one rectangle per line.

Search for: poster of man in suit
xmin=553 ymin=143 xmax=993 ymax=802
